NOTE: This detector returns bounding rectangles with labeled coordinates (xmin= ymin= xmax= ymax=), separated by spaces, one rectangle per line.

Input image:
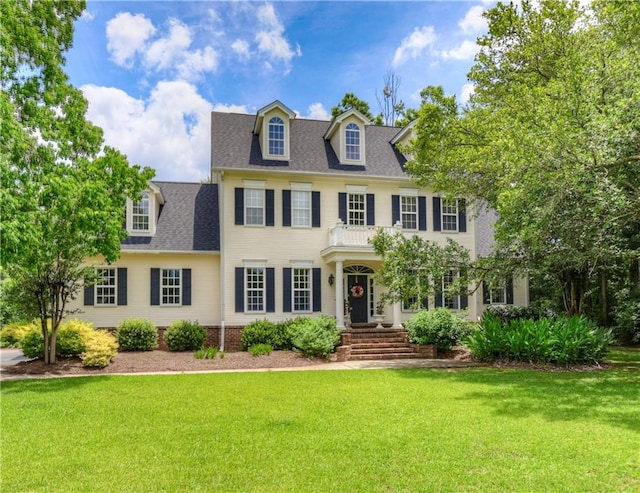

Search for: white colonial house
xmin=69 ymin=100 xmax=528 ymax=352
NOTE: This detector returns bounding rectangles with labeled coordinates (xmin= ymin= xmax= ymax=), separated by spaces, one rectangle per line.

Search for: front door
xmin=347 ymin=275 xmax=368 ymax=323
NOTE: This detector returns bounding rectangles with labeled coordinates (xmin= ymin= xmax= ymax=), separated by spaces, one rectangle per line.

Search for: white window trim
xmin=244 ymin=188 xmax=266 ymax=227
xmin=291 ymin=189 xmax=311 ymax=228
xmin=95 ymin=268 xmax=117 ymax=307
xmin=291 ymin=267 xmax=313 ymax=314
xmin=345 ymin=122 xmax=361 ymax=161
xmin=268 ymin=116 xmax=285 ymax=157
xmin=400 ymin=195 xmax=418 ymax=231
xmin=441 ymin=270 xmax=461 ymax=310
xmin=489 ymin=285 xmax=507 ymax=305
xmin=126 ymin=192 xmax=157 ymax=236
xmin=441 ymin=198 xmax=459 ymax=233
xmin=244 ymin=265 xmax=266 ymax=313
xmin=161 ymin=268 xmax=182 ymax=306
xmin=347 ymin=192 xmax=366 ymax=226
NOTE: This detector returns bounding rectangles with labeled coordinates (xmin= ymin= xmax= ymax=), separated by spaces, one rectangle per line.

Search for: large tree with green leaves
xmin=331 ymin=92 xmax=383 ymax=124
xmin=1 ymin=0 xmax=154 ymax=363
xmin=405 ymin=0 xmax=639 ymax=317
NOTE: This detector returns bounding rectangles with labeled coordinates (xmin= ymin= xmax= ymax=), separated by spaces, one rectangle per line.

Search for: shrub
xmin=195 ymin=346 xmax=218 ymax=359
xmin=240 ymin=319 xmax=294 ymax=351
xmin=81 ymin=330 xmax=118 ymax=368
xmin=116 ymin=318 xmax=158 ymax=351
xmin=56 ymin=319 xmax=95 ymax=357
xmin=289 ymin=315 xmax=340 ymax=358
xmin=20 ymin=327 xmax=45 ymax=358
xmin=249 ymin=343 xmax=273 ymax=356
xmin=483 ymin=305 xmax=555 ymax=325
xmin=0 ymin=321 xmax=36 ymax=347
xmin=467 ymin=312 xmax=613 ymax=364
xmin=405 ymin=308 xmax=474 ymax=352
xmin=612 ymin=289 xmax=640 ymax=345
xmin=165 ymin=320 xmax=206 ymax=351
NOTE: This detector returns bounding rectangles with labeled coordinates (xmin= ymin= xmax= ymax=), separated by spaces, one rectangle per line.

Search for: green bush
xmin=81 ymin=330 xmax=118 ymax=368
xmin=116 ymin=318 xmax=158 ymax=351
xmin=483 ymin=305 xmax=556 ymax=325
xmin=467 ymin=312 xmax=613 ymax=364
xmin=240 ymin=319 xmax=294 ymax=351
xmin=289 ymin=315 xmax=340 ymax=359
xmin=195 ymin=346 xmax=218 ymax=359
xmin=612 ymin=289 xmax=640 ymax=344
xmin=20 ymin=328 xmax=45 ymax=359
xmin=165 ymin=320 xmax=206 ymax=351
xmin=249 ymin=343 xmax=273 ymax=356
xmin=0 ymin=321 xmax=36 ymax=347
xmin=405 ymin=308 xmax=474 ymax=352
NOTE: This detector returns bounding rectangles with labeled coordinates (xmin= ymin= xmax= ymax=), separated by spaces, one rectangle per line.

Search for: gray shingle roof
xmin=122 ymin=182 xmax=219 ymax=252
xmin=211 ymin=112 xmax=408 ymax=177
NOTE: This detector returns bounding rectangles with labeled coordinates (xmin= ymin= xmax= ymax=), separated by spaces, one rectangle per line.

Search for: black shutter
xmin=433 ymin=197 xmax=441 ymax=231
xmin=312 ymin=191 xmax=321 ymax=227
xmin=338 ymin=193 xmax=347 ymax=223
xmin=283 ymin=268 xmax=292 ymax=312
xmin=313 ymin=268 xmax=322 ymax=312
xmin=506 ymin=277 xmax=514 ymax=305
xmin=266 ymin=189 xmax=275 ymax=226
xmin=234 ymin=188 xmax=244 ymax=225
xmin=266 ymin=268 xmax=275 ymax=312
xmin=482 ymin=282 xmax=491 ymax=305
xmin=421 ymin=297 xmax=429 ymax=310
xmin=460 ymin=268 xmax=468 ymax=309
xmin=150 ymin=268 xmax=160 ymax=306
xmin=282 ymin=190 xmax=291 ymax=227
xmin=182 ymin=269 xmax=192 ymax=306
xmin=458 ymin=199 xmax=467 ymax=233
xmin=366 ymin=194 xmax=375 ymax=226
xmin=117 ymin=268 xmax=127 ymax=306
xmin=460 ymin=294 xmax=469 ymax=310
xmin=235 ymin=267 xmax=244 ymax=312
xmin=418 ymin=196 xmax=427 ymax=231
xmin=435 ymin=292 xmax=443 ymax=308
xmin=392 ymin=195 xmax=400 ymax=225
xmin=84 ymin=277 xmax=94 ymax=306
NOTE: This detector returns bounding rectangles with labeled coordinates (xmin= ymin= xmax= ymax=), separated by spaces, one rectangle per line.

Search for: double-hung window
xmin=245 ymin=188 xmax=265 ymax=226
xmin=268 ymin=116 xmax=285 ymax=156
xmin=348 ymin=193 xmax=366 ymax=225
xmin=132 ymin=192 xmax=150 ymax=231
xmin=345 ymin=123 xmax=360 ymax=160
xmin=441 ymin=269 xmax=461 ymax=310
xmin=441 ymin=199 xmax=459 ymax=232
xmin=293 ymin=268 xmax=312 ymax=312
xmin=246 ymin=267 xmax=265 ymax=312
xmin=490 ymin=285 xmax=507 ymax=304
xmin=162 ymin=269 xmax=181 ymax=305
xmin=401 ymin=195 xmax=418 ymax=230
xmin=292 ymin=190 xmax=311 ymax=227
xmin=95 ymin=268 xmax=116 ymax=306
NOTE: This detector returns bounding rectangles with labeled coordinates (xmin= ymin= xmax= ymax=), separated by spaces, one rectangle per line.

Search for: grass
xmin=1 ymin=349 xmax=639 ymax=492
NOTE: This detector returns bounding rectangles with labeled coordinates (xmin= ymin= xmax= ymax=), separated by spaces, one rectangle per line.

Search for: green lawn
xmin=2 ymin=351 xmax=639 ymax=492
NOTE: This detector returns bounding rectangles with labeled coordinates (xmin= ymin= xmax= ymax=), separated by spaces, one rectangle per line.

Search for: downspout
xmin=218 ymin=171 xmax=226 ymax=352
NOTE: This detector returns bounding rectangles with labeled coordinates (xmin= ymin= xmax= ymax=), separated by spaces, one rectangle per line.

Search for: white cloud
xmin=303 ymin=103 xmax=330 ymax=121
xmin=81 ymin=81 xmax=214 ymax=181
xmin=106 ymin=12 xmax=156 ymax=67
xmin=80 ymin=9 xmax=95 ymax=21
xmin=211 ymin=103 xmax=250 ymax=114
xmin=442 ymin=40 xmax=480 ymax=61
xmin=106 ymin=13 xmax=218 ymax=81
xmin=231 ymin=39 xmax=251 ymax=60
xmin=460 ymin=83 xmax=475 ymax=104
xmin=459 ymin=6 xmax=488 ymax=34
xmin=254 ymin=3 xmax=302 ymax=70
xmin=392 ymin=26 xmax=437 ymax=67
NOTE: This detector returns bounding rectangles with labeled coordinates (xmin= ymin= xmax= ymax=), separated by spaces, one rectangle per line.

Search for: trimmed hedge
xmin=289 ymin=315 xmax=340 ymax=358
xmin=116 ymin=318 xmax=158 ymax=351
xmin=405 ymin=308 xmax=474 ymax=352
xmin=240 ymin=319 xmax=294 ymax=351
xmin=165 ymin=320 xmax=206 ymax=351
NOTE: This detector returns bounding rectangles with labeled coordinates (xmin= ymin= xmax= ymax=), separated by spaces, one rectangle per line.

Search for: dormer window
xmin=268 ymin=117 xmax=285 ymax=156
xmin=132 ymin=192 xmax=150 ymax=231
xmin=345 ymin=123 xmax=360 ymax=160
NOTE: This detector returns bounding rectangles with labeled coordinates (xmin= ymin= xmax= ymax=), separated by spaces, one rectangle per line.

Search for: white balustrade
xmin=328 ymin=220 xmax=402 ymax=247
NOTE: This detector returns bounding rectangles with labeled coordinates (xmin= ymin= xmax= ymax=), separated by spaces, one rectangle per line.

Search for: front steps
xmin=337 ymin=326 xmax=436 ymax=361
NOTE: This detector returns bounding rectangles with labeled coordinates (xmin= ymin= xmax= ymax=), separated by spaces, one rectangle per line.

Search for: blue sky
xmin=66 ymin=1 xmax=493 ymax=181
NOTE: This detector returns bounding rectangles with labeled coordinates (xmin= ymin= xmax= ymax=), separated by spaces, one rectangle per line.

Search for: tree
xmin=405 ymin=0 xmax=640 ymax=317
xmin=376 ymin=71 xmax=405 ymax=126
xmin=331 ymin=92 xmax=383 ymax=124
xmin=1 ymin=0 xmax=154 ymax=363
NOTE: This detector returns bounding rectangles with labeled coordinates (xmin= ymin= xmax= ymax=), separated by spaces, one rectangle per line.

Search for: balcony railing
xmin=328 ymin=220 xmax=402 ymax=247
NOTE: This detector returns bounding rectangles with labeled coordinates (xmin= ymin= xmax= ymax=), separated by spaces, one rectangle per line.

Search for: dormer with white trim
xmin=324 ymin=108 xmax=370 ymax=165
xmin=253 ymin=100 xmax=296 ymax=161
xmin=125 ymin=182 xmax=164 ymax=236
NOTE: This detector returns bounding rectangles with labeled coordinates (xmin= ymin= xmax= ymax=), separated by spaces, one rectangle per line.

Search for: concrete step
xmin=351 ymin=346 xmax=416 ymax=355
xmin=349 ymin=352 xmax=429 ymax=361
xmin=351 ymin=342 xmax=413 ymax=350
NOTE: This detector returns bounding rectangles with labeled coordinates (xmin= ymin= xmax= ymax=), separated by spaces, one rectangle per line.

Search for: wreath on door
xmin=350 ymin=284 xmax=364 ymax=299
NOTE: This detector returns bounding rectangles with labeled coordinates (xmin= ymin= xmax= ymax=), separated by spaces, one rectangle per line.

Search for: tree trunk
xmin=600 ymin=270 xmax=609 ymax=326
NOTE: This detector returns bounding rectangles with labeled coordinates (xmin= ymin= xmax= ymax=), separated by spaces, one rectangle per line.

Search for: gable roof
xmin=323 ymin=107 xmax=371 ymax=140
xmin=122 ymin=182 xmax=219 ymax=252
xmin=211 ymin=112 xmax=409 ymax=178
xmin=253 ymin=100 xmax=296 ymax=134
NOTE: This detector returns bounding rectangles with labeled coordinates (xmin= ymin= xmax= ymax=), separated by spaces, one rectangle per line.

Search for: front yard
xmin=2 ymin=350 xmax=639 ymax=492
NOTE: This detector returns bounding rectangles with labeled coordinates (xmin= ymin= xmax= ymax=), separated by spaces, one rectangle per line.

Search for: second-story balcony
xmin=327 ymin=220 xmax=403 ymax=248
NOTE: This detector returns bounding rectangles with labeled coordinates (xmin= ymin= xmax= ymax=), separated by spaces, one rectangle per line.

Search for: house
xmin=69 ymin=100 xmax=529 ymax=350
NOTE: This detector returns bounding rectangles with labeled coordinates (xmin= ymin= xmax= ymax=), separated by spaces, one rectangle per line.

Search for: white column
xmin=392 ymin=301 xmax=403 ymax=329
xmin=335 ymin=260 xmax=344 ymax=330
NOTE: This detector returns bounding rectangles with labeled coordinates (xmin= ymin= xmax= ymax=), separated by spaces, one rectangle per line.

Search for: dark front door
xmin=348 ymin=275 xmax=368 ymax=323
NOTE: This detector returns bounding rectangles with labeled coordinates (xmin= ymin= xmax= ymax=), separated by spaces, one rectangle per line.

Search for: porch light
xmin=328 ymin=274 xmax=335 ymax=286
